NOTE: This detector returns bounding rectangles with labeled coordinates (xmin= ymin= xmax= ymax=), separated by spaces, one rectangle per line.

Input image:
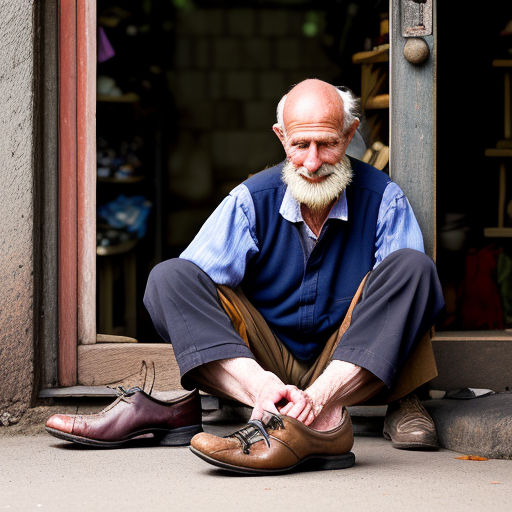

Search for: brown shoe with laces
xmin=189 ymin=408 xmax=355 ymax=475
xmin=383 ymin=394 xmax=438 ymax=450
xmin=45 ymin=388 xmax=202 ymax=447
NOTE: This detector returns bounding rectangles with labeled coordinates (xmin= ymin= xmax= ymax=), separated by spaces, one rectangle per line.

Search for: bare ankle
xmin=310 ymin=401 xmax=344 ymax=431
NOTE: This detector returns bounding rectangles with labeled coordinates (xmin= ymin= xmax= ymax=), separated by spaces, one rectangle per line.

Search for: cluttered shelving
xmin=95 ymin=3 xmax=170 ymax=338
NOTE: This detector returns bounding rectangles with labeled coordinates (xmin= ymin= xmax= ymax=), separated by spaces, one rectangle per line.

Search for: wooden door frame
xmin=57 ymin=0 xmax=510 ymax=392
xmin=58 ymin=0 xmax=96 ymax=386
xmin=389 ymin=0 xmax=436 ymax=258
xmin=57 ymin=0 xmax=179 ymax=390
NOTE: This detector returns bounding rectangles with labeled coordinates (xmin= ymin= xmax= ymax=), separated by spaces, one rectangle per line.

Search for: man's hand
xmin=276 ymin=387 xmax=316 ymax=425
xmin=250 ymin=371 xmax=316 ymax=425
xmin=197 ymin=358 xmax=315 ymax=424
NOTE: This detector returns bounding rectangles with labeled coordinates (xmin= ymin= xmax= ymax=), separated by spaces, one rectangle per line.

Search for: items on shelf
xmin=499 ymin=19 xmax=512 ymax=58
xmin=352 ymin=39 xmax=389 ymax=149
xmin=97 ymin=135 xmax=144 ymax=180
xmin=97 ymin=74 xmax=123 ymax=97
xmin=440 ymin=242 xmax=512 ymax=331
xmin=483 ymin=58 xmax=512 ymax=238
xmin=459 ymin=246 xmax=505 ymax=330
xmin=498 ymin=250 xmax=512 ymax=326
xmin=97 ymin=226 xmax=132 ymax=249
xmin=362 ymin=141 xmax=389 ymax=171
xmin=98 ymin=194 xmax=152 ymax=240
xmin=98 ymin=27 xmax=115 ymax=63
xmin=439 ymin=213 xmax=470 ymax=253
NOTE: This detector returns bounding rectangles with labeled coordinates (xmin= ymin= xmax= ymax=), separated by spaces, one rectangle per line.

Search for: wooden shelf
xmin=433 ymin=330 xmax=512 ymax=342
xmin=485 ymin=148 xmax=512 ymax=158
xmin=484 ymin=227 xmax=512 ymax=237
xmin=365 ymin=94 xmax=389 ymax=110
xmin=352 ymin=45 xmax=389 ymax=64
xmin=97 ymin=92 xmax=140 ymax=103
xmin=97 ymin=239 xmax=137 ymax=256
xmin=96 ymin=334 xmax=138 ymax=343
xmin=492 ymin=59 xmax=512 ymax=68
xmin=98 ymin=175 xmax=145 ymax=184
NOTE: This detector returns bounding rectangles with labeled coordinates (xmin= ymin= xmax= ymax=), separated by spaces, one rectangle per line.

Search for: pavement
xmin=1 ymin=417 xmax=512 ymax=512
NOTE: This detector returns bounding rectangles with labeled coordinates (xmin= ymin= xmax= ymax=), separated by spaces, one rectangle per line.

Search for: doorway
xmin=436 ymin=3 xmax=512 ymax=335
xmin=94 ymin=0 xmax=391 ymax=342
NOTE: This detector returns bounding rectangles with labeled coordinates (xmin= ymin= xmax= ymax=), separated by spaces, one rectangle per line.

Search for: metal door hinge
xmin=402 ymin=0 xmax=432 ymax=37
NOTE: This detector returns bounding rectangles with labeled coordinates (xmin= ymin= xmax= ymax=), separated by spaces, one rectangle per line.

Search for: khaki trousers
xmin=217 ymin=274 xmax=438 ymax=404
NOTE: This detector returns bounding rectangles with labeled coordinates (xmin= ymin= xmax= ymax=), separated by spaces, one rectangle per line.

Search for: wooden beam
xmin=78 ymin=343 xmax=183 ymax=390
xmin=485 ymin=148 xmax=512 ymax=158
xmin=365 ymin=93 xmax=390 ymax=110
xmin=77 ymin=0 xmax=97 ymax=345
xmin=433 ymin=330 xmax=512 ymax=342
xmin=352 ymin=46 xmax=389 ymax=64
xmin=483 ymin=227 xmax=512 ymax=238
xmin=431 ymin=339 xmax=512 ymax=391
xmin=96 ymin=334 xmax=138 ymax=343
xmin=58 ymin=0 xmax=78 ymax=385
xmin=390 ymin=0 xmax=436 ymax=258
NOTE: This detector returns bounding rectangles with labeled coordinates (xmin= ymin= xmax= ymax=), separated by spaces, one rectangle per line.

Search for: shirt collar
xmin=279 ymin=186 xmax=348 ymax=224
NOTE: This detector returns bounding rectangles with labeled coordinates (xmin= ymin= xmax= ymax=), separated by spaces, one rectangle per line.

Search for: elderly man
xmin=143 ymin=79 xmax=444 ymax=474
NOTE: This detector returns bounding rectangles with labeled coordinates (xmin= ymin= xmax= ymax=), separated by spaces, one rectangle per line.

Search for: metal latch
xmin=401 ymin=0 xmax=432 ymax=37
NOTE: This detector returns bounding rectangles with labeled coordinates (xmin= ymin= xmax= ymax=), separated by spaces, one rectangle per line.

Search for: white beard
xmin=281 ymin=156 xmax=353 ymax=210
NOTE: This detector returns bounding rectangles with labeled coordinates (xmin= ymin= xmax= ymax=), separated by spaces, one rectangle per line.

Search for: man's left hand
xmin=277 ymin=386 xmax=316 ymax=426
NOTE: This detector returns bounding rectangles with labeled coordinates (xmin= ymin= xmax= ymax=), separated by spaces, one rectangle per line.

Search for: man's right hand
xmin=250 ymin=371 xmax=315 ymax=425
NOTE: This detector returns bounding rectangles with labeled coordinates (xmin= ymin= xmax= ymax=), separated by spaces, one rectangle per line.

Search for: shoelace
xmin=228 ymin=414 xmax=284 ymax=454
xmin=107 ymin=360 xmax=157 ymax=397
xmin=110 ymin=386 xmax=143 ymax=397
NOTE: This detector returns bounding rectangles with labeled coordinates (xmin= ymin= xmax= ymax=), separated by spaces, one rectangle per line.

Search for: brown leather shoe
xmin=190 ymin=408 xmax=355 ymax=475
xmin=45 ymin=388 xmax=202 ymax=447
xmin=383 ymin=394 xmax=438 ymax=450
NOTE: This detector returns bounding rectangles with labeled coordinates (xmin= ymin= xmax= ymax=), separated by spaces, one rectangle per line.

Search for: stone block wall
xmin=0 ymin=0 xmax=36 ymax=423
xmin=166 ymin=6 xmax=339 ymax=248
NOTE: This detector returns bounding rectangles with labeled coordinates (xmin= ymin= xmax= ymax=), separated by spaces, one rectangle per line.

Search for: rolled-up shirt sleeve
xmin=180 ymin=184 xmax=259 ymax=286
xmin=374 ymin=182 xmax=424 ymax=267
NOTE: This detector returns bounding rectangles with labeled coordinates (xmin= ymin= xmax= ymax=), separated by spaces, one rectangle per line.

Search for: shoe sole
xmin=189 ymin=446 xmax=355 ymax=475
xmin=382 ymin=431 xmax=439 ymax=450
xmin=45 ymin=424 xmax=203 ymax=448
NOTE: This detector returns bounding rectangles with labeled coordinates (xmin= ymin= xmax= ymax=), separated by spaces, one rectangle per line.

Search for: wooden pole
xmin=77 ymin=0 xmax=97 ymax=345
xmin=58 ymin=0 xmax=78 ymax=385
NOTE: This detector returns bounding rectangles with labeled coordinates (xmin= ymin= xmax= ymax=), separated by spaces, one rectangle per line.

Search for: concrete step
xmin=425 ymin=393 xmax=512 ymax=460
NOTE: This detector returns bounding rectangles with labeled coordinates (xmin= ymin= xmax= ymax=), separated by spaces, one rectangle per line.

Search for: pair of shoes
xmin=383 ymin=394 xmax=438 ymax=450
xmin=45 ymin=388 xmax=202 ymax=447
xmin=189 ymin=408 xmax=355 ymax=475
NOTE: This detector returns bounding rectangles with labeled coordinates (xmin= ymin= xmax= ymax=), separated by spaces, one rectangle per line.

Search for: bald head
xmin=275 ymin=79 xmax=358 ymax=135
xmin=283 ymin=80 xmax=344 ymax=132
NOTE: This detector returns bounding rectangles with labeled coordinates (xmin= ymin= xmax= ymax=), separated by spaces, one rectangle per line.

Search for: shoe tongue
xmin=261 ymin=411 xmax=284 ymax=430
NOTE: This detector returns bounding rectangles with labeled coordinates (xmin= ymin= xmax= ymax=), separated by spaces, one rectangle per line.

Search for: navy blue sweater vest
xmin=241 ymin=157 xmax=390 ymax=361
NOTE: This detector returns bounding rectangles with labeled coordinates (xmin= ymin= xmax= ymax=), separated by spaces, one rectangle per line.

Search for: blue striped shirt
xmin=180 ymin=179 xmax=424 ymax=286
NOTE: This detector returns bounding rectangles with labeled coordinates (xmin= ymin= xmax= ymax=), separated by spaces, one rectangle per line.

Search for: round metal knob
xmin=403 ymin=38 xmax=430 ymax=64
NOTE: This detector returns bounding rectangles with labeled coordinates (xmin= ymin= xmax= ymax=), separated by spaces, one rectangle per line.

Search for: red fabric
xmin=459 ymin=246 xmax=504 ymax=330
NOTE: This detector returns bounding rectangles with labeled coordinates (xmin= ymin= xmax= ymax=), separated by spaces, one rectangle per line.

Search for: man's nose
xmin=303 ymin=144 xmax=322 ymax=174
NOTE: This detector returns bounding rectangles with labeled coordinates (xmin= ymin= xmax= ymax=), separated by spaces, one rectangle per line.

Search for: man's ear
xmin=272 ymin=124 xmax=286 ymax=145
xmin=344 ymin=119 xmax=360 ymax=143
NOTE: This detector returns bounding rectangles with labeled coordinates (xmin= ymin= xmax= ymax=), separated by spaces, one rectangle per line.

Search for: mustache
xmin=295 ymin=166 xmax=334 ymax=178
xmin=281 ymin=156 xmax=353 ymax=210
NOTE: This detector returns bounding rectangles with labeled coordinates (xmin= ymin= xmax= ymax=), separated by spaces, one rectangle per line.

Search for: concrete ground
xmin=1 ymin=420 xmax=511 ymax=512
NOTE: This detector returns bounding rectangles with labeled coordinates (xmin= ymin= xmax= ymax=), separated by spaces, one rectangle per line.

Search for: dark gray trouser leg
xmin=144 ymin=250 xmax=444 ymax=391
xmin=332 ymin=248 xmax=445 ymax=388
xmin=143 ymin=259 xmax=254 ymax=386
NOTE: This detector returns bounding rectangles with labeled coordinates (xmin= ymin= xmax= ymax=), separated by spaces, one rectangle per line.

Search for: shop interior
xmin=436 ymin=3 xmax=512 ymax=333
xmin=95 ymin=0 xmax=390 ymax=341
xmin=95 ymin=0 xmax=512 ymax=342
